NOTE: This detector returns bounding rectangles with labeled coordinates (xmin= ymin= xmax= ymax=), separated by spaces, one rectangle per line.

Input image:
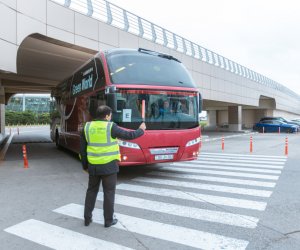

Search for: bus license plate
xmin=155 ymin=154 xmax=173 ymax=160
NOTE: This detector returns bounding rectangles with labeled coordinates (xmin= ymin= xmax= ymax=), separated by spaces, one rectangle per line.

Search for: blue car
xmin=253 ymin=120 xmax=299 ymax=133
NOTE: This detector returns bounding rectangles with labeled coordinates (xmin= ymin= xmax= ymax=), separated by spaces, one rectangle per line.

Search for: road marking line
xmin=161 ymin=166 xmax=279 ymax=180
xmin=200 ymin=152 xmax=287 ymax=159
xmin=118 ymin=182 xmax=267 ymax=211
xmin=54 ymin=203 xmax=249 ymax=250
xmin=98 ymin=194 xmax=258 ymax=228
xmin=196 ymin=157 xmax=285 ymax=164
xmin=172 ymin=163 xmax=281 ymax=174
xmin=198 ymin=155 xmax=286 ymax=162
xmin=192 ymin=160 xmax=283 ymax=169
xmin=147 ymin=171 xmax=276 ymax=188
xmin=4 ymin=219 xmax=132 ymax=250
xmin=134 ymin=174 xmax=271 ymax=197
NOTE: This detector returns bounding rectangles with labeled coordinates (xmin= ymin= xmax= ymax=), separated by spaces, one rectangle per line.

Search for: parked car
xmin=291 ymin=119 xmax=300 ymax=126
xmin=259 ymin=117 xmax=300 ymax=127
xmin=253 ymin=120 xmax=299 ymax=133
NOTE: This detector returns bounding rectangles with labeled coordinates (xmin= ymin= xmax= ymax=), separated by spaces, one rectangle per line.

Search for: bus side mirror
xmin=198 ymin=93 xmax=202 ymax=113
xmin=106 ymin=93 xmax=117 ymax=112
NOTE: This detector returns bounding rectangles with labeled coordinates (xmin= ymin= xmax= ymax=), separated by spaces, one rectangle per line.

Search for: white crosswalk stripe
xmin=118 ymin=180 xmax=267 ymax=210
xmin=190 ymin=160 xmax=284 ymax=169
xmin=97 ymin=193 xmax=259 ymax=228
xmin=54 ymin=203 xmax=249 ymax=250
xmin=199 ymin=152 xmax=287 ymax=159
xmin=4 ymin=152 xmax=287 ymax=250
xmin=133 ymin=176 xmax=272 ymax=197
xmin=172 ymin=162 xmax=282 ymax=174
xmin=198 ymin=155 xmax=286 ymax=163
xmin=4 ymin=219 xmax=132 ymax=250
xmin=148 ymin=171 xmax=276 ymax=187
xmin=159 ymin=166 xmax=279 ymax=180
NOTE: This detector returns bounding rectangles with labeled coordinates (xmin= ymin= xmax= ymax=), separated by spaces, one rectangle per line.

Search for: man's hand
xmin=82 ymin=164 xmax=88 ymax=171
xmin=139 ymin=122 xmax=146 ymax=130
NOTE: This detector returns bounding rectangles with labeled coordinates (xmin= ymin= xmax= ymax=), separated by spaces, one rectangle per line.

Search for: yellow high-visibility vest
xmin=84 ymin=121 xmax=120 ymax=164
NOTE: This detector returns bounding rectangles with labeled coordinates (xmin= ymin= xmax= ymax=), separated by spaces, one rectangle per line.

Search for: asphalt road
xmin=0 ymin=126 xmax=300 ymax=250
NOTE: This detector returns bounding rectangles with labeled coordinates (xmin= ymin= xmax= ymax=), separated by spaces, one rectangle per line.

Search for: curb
xmin=0 ymin=134 xmax=14 ymax=162
xmin=203 ymin=132 xmax=258 ymax=142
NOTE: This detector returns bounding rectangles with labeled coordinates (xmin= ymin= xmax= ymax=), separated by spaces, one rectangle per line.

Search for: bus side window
xmin=96 ymin=92 xmax=106 ymax=106
xmin=88 ymin=96 xmax=97 ymax=118
xmin=88 ymin=91 xmax=105 ymax=118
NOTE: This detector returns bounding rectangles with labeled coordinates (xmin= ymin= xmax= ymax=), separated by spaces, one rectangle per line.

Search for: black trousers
xmin=84 ymin=173 xmax=117 ymax=224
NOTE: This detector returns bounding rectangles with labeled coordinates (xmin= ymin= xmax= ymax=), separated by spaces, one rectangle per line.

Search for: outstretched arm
xmin=111 ymin=123 xmax=145 ymax=140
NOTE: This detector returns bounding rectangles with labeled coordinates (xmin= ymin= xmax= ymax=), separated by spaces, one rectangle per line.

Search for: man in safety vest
xmin=80 ymin=105 xmax=146 ymax=228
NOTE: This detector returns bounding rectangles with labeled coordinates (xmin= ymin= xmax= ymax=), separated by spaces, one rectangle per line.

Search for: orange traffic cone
xmin=285 ymin=137 xmax=288 ymax=156
xmin=22 ymin=144 xmax=29 ymax=168
xmin=221 ymin=136 xmax=224 ymax=151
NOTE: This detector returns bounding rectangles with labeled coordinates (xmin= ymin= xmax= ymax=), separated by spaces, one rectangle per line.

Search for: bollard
xmin=278 ymin=127 xmax=280 ymax=134
xmin=200 ymin=136 xmax=202 ymax=149
xmin=22 ymin=144 xmax=29 ymax=168
xmin=221 ymin=136 xmax=224 ymax=151
xmin=17 ymin=127 xmax=19 ymax=135
xmin=262 ymin=127 xmax=265 ymax=134
xmin=9 ymin=128 xmax=11 ymax=135
xmin=285 ymin=136 xmax=288 ymax=156
xmin=250 ymin=136 xmax=253 ymax=153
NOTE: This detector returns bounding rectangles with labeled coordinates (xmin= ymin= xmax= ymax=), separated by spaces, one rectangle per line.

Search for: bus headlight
xmin=118 ymin=140 xmax=140 ymax=149
xmin=186 ymin=137 xmax=201 ymax=147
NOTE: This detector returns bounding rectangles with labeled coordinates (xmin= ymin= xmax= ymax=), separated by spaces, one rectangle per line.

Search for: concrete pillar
xmin=0 ymin=81 xmax=5 ymax=137
xmin=228 ymin=106 xmax=242 ymax=131
xmin=207 ymin=110 xmax=217 ymax=130
xmin=0 ymin=104 xmax=4 ymax=136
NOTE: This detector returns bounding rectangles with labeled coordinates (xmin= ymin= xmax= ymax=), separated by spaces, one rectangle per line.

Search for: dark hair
xmin=96 ymin=105 xmax=112 ymax=119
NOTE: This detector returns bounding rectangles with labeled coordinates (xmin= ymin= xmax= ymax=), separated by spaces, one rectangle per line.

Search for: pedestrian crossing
xmin=54 ymin=204 xmax=249 ymax=250
xmin=4 ymin=152 xmax=287 ymax=250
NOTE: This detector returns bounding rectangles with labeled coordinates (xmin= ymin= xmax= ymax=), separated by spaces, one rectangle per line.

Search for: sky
xmin=108 ymin=0 xmax=300 ymax=95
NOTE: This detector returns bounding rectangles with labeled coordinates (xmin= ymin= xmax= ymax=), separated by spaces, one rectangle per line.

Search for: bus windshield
xmin=112 ymin=89 xmax=199 ymax=130
xmin=106 ymin=50 xmax=196 ymax=88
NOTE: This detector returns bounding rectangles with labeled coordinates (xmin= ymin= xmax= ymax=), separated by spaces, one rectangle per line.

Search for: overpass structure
xmin=0 ymin=0 xmax=300 ymax=137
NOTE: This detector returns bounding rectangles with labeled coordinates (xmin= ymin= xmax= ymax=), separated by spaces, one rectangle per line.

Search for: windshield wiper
xmin=138 ymin=48 xmax=181 ymax=63
xmin=157 ymin=54 xmax=181 ymax=62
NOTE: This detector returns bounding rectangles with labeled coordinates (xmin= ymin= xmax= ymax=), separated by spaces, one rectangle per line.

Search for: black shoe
xmin=104 ymin=219 xmax=118 ymax=228
xmin=84 ymin=218 xmax=92 ymax=226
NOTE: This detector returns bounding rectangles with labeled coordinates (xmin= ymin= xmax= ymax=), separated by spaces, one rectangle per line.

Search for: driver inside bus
xmin=158 ymin=100 xmax=172 ymax=117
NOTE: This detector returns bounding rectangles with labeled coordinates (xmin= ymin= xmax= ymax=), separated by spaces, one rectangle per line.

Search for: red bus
xmin=51 ymin=48 xmax=202 ymax=166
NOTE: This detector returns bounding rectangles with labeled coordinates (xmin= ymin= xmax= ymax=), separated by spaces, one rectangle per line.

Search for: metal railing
xmin=51 ymin=0 xmax=300 ymax=99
